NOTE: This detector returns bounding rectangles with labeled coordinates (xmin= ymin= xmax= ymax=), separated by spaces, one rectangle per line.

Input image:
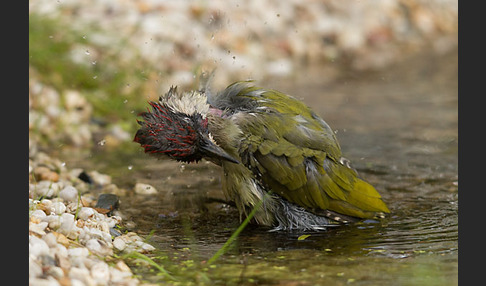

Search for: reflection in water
xmin=66 ymin=49 xmax=457 ymax=285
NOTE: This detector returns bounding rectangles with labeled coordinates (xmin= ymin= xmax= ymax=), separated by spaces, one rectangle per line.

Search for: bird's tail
xmin=323 ymin=159 xmax=390 ymax=219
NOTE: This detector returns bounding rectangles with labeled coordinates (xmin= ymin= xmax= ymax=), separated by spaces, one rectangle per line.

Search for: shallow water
xmin=64 ymin=48 xmax=457 ymax=285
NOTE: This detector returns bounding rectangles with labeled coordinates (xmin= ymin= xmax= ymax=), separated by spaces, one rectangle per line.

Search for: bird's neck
xmin=207 ymin=111 xmax=242 ymax=156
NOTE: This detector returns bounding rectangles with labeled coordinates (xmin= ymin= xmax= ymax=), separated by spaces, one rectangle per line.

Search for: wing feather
xmin=213 ymin=82 xmax=389 ymax=219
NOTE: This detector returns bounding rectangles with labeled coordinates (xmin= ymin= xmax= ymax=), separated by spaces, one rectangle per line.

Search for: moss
xmin=29 ymin=14 xmax=161 ymax=135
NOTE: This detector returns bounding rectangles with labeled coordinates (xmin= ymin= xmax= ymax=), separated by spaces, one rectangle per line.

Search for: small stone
xmin=29 ymin=256 xmax=43 ymax=278
xmin=77 ymin=170 xmax=93 ymax=184
xmin=58 ymin=213 xmax=75 ymax=235
xmin=51 ymin=201 xmax=66 ymax=215
xmin=77 ymin=207 xmax=95 ymax=220
xmin=45 ymin=266 xmax=64 ymax=279
xmin=101 ymin=183 xmax=127 ymax=196
xmin=115 ymin=260 xmax=132 ymax=273
xmin=44 ymin=215 xmax=62 ymax=230
xmin=43 ymin=232 xmax=59 ymax=248
xmin=33 ymin=166 xmax=60 ymax=182
xmin=29 ymin=235 xmax=50 ymax=257
xmin=113 ymin=236 xmax=126 ymax=251
xmin=133 ymin=240 xmax=155 ymax=252
xmin=51 ymin=243 xmax=68 ymax=258
xmin=53 ymin=232 xmax=71 ymax=247
xmin=94 ymin=193 xmax=119 ymax=214
xmin=33 ymin=181 xmax=62 ymax=198
xmin=31 ymin=209 xmax=47 ymax=220
xmin=37 ymin=199 xmax=52 ymax=215
xmin=85 ymin=239 xmax=113 ymax=256
xmin=109 ymin=268 xmax=135 ymax=284
xmin=68 ymin=247 xmax=90 ymax=258
xmin=59 ymin=186 xmax=79 ymax=203
xmin=29 ymin=277 xmax=61 ymax=286
xmin=90 ymin=261 xmax=110 ymax=283
xmin=56 ymin=252 xmax=72 ymax=271
xmin=88 ymin=171 xmax=112 ymax=186
xmin=70 ymin=279 xmax=85 ymax=286
xmin=134 ymin=183 xmax=158 ymax=195
xmin=69 ymin=267 xmax=94 ymax=286
xmin=65 ymin=202 xmax=82 ymax=213
xmin=29 ymin=221 xmax=48 ymax=236
xmin=106 ymin=216 xmax=122 ymax=228
xmin=109 ymin=227 xmax=122 ymax=238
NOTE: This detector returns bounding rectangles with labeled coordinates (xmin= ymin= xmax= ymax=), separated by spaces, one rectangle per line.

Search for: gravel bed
xmin=29 ymin=151 xmax=153 ymax=285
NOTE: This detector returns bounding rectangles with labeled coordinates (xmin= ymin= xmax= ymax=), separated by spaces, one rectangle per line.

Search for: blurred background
xmin=29 ymin=0 xmax=457 ymax=151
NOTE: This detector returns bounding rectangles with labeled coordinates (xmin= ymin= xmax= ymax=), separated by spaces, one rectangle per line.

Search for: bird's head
xmin=134 ymin=86 xmax=239 ymax=164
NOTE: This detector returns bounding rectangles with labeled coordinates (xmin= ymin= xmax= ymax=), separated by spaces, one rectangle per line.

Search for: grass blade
xmin=207 ymin=196 xmax=266 ymax=265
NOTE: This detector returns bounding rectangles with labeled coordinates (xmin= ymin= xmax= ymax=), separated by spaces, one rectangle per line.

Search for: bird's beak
xmin=200 ymin=138 xmax=240 ymax=164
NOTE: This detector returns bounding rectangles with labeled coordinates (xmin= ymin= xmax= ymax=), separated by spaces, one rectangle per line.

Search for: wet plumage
xmin=134 ymin=81 xmax=390 ymax=230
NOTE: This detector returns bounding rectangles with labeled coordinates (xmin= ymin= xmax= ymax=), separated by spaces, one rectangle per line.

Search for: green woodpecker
xmin=134 ymin=81 xmax=390 ymax=231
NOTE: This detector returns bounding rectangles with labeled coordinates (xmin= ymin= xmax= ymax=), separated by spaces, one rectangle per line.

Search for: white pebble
xmin=82 ymin=226 xmax=109 ymax=243
xmin=42 ymin=233 xmax=58 ymax=248
xmin=59 ymin=185 xmax=79 ymax=202
xmin=134 ymin=240 xmax=155 ymax=252
xmin=33 ymin=181 xmax=62 ymax=198
xmin=65 ymin=202 xmax=81 ymax=213
xmin=70 ymin=279 xmax=85 ymax=286
xmin=29 ymin=277 xmax=61 ymax=286
xmin=51 ymin=244 xmax=68 ymax=258
xmin=85 ymin=239 xmax=113 ymax=256
xmin=109 ymin=268 xmax=135 ymax=283
xmin=77 ymin=207 xmax=95 ymax=220
xmin=44 ymin=215 xmax=61 ymax=230
xmin=58 ymin=213 xmax=75 ymax=235
xmin=29 ymin=235 xmax=50 ymax=257
xmin=105 ymin=216 xmax=121 ymax=228
xmin=29 ymin=256 xmax=43 ymax=278
xmin=69 ymin=267 xmax=95 ymax=286
xmin=68 ymin=247 xmax=89 ymax=258
xmin=90 ymin=262 xmax=110 ymax=283
xmin=134 ymin=183 xmax=158 ymax=195
xmin=29 ymin=221 xmax=49 ymax=236
xmin=39 ymin=199 xmax=52 ymax=207
xmin=46 ymin=266 xmax=64 ymax=279
xmin=88 ymin=171 xmax=112 ymax=186
xmin=31 ymin=209 xmax=47 ymax=219
xmin=51 ymin=201 xmax=66 ymax=215
xmin=113 ymin=237 xmax=126 ymax=251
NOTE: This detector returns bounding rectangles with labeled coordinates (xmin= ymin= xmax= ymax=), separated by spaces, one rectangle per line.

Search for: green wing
xmin=217 ymin=82 xmax=390 ymax=219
